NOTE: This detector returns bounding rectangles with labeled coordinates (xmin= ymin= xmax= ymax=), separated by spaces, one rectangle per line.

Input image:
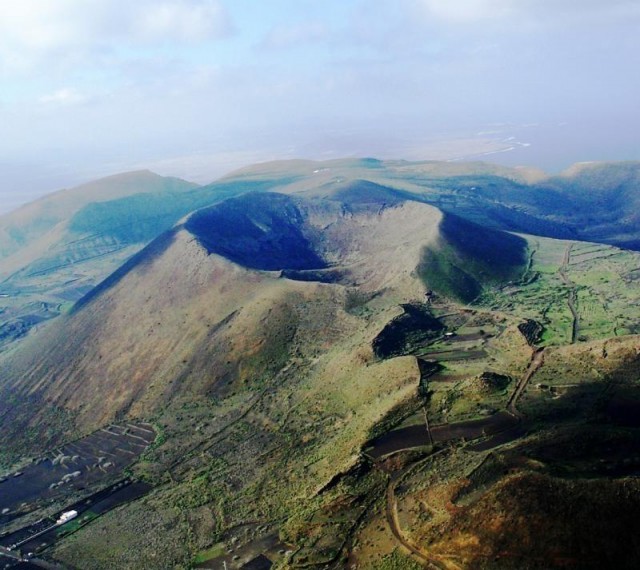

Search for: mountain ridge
xmin=2 ymin=157 xmax=640 ymax=356
xmin=1 ymin=158 xmax=640 ymax=569
xmin=0 ymin=189 xmax=527 ymax=446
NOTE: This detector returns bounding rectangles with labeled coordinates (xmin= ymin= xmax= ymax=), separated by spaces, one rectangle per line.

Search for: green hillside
xmin=0 ymin=170 xmax=197 ymax=263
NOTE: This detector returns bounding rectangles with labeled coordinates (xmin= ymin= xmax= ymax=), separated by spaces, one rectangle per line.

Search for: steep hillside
xmin=542 ymin=161 xmax=640 ymax=248
xmin=1 ymin=192 xmax=461 ymax=433
xmin=0 ymin=172 xmax=195 ymax=352
xmin=0 ymin=188 xmax=529 ymax=565
xmin=0 ymin=174 xmax=291 ymax=353
xmin=3 ymin=159 xmax=640 ymax=569
xmin=418 ymin=213 xmax=528 ymax=302
xmin=185 ymin=193 xmax=327 ymax=271
xmin=0 ymin=194 xmax=423 ymax=564
xmin=0 ymin=170 xmax=197 ymax=267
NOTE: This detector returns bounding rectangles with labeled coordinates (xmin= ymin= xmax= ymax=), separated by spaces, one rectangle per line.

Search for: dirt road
xmin=506 ymin=348 xmax=545 ymax=418
xmin=384 ymin=456 xmax=452 ymax=570
xmin=559 ymin=243 xmax=579 ymax=343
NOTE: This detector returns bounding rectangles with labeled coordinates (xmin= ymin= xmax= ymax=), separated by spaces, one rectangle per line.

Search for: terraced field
xmin=482 ymin=236 xmax=640 ymax=345
xmin=0 ymin=424 xmax=155 ymax=528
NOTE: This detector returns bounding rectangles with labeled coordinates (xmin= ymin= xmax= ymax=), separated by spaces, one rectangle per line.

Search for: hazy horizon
xmin=2 ymin=0 xmax=639 ymax=214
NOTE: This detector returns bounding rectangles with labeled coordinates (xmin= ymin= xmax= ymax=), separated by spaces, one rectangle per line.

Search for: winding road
xmin=385 ymin=471 xmax=450 ymax=570
xmin=379 ymin=331 xmax=547 ymax=567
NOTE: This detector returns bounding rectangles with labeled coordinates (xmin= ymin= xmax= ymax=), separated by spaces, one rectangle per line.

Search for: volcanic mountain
xmin=3 ymin=158 xmax=640 ymax=355
xmin=0 ymin=188 xmax=527 ymax=445
xmin=2 ymin=159 xmax=640 ymax=569
xmin=0 ymin=170 xmax=293 ymax=352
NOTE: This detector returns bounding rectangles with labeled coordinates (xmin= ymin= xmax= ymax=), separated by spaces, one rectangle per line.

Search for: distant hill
xmin=3 ymin=157 xmax=640 ymax=355
xmin=220 ymin=157 xmax=640 ymax=248
xmin=0 ymin=170 xmax=197 ymax=266
xmin=0 ymin=171 xmax=191 ymax=350
xmin=540 ymin=161 xmax=640 ymax=249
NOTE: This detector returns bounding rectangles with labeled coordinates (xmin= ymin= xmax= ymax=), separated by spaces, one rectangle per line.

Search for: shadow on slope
xmin=72 ymin=229 xmax=178 ymax=313
xmin=418 ymin=213 xmax=528 ymax=303
xmin=67 ymin=178 xmax=291 ymax=245
xmin=539 ymin=161 xmax=640 ymax=249
xmin=75 ymin=186 xmax=528 ymax=310
xmin=184 ymin=193 xmax=327 ymax=271
xmin=372 ymin=303 xmax=444 ymax=359
xmin=0 ymin=170 xmax=197 ymax=262
xmin=10 ymin=178 xmax=287 ymax=282
xmin=327 ymin=179 xmax=406 ymax=209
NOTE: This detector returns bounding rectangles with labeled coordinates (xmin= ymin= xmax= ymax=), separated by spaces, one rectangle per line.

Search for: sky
xmin=1 ymin=0 xmax=639 ymax=213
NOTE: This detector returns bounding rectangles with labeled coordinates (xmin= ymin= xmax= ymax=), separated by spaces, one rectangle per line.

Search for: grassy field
xmin=480 ymin=236 xmax=640 ymax=346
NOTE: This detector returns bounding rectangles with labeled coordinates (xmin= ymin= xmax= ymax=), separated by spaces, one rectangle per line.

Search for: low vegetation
xmin=2 ymin=159 xmax=640 ymax=568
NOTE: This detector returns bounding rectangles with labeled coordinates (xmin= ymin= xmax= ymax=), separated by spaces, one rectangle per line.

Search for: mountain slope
xmin=2 ymin=168 xmax=640 ymax=568
xmin=0 ymin=194 xmax=439 ymax=425
xmin=541 ymin=161 xmax=640 ymax=248
xmin=0 ymin=170 xmax=197 ymax=268
xmin=0 ymin=171 xmax=197 ymax=351
xmin=418 ymin=213 xmax=528 ymax=303
xmin=4 ymin=157 xmax=640 ymax=356
xmin=0 ymin=188 xmax=526 ymax=452
xmin=0 ymin=187 xmax=530 ymax=568
xmin=0 ymin=173 xmax=294 ymax=353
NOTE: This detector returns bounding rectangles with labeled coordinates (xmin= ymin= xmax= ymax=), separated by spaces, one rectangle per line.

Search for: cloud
xmin=419 ymin=0 xmax=640 ymax=24
xmin=259 ymin=21 xmax=330 ymax=50
xmin=0 ymin=0 xmax=234 ymax=71
xmin=420 ymin=0 xmax=514 ymax=22
xmin=132 ymin=1 xmax=234 ymax=42
xmin=1 ymin=0 xmax=639 ymax=197
xmin=39 ymin=88 xmax=88 ymax=106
